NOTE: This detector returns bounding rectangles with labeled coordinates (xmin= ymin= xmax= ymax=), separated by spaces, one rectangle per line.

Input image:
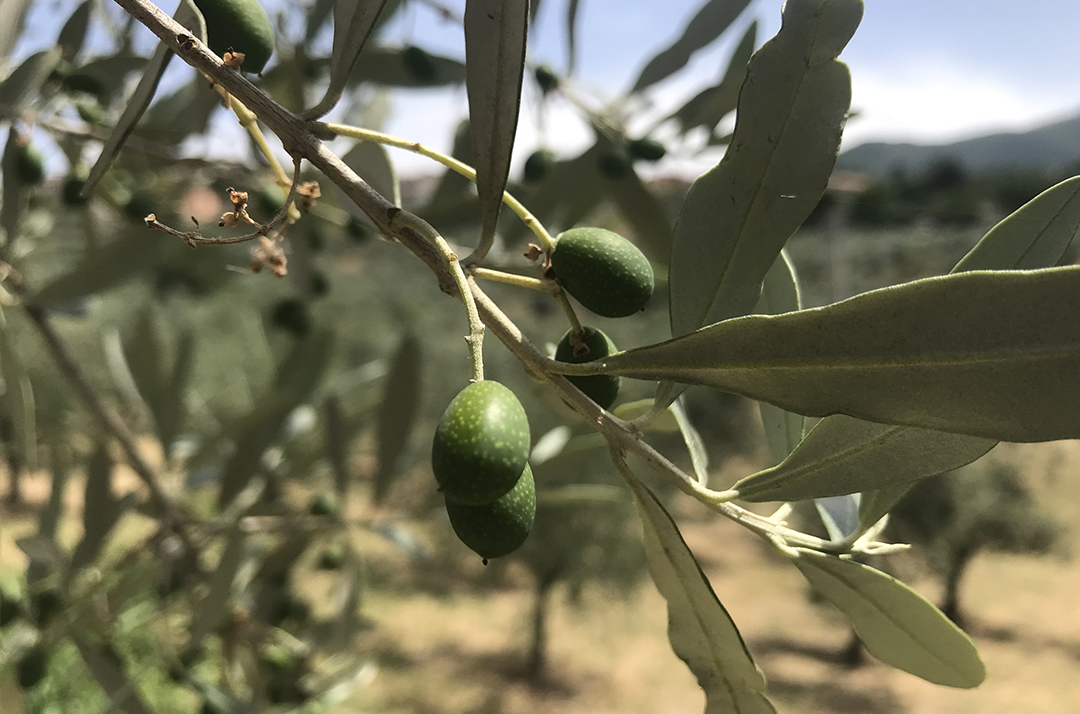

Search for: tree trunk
xmin=525 ymin=577 xmax=554 ymax=683
xmin=941 ymin=544 xmax=977 ymax=631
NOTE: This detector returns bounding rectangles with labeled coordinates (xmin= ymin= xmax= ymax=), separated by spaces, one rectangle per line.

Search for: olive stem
xmin=215 ymin=85 xmax=302 ymax=223
xmin=555 ymin=290 xmax=584 ymax=335
xmin=390 ymin=211 xmax=486 ymax=382
xmin=471 ymin=267 xmax=560 ymax=294
xmin=318 ymin=122 xmax=556 ymax=256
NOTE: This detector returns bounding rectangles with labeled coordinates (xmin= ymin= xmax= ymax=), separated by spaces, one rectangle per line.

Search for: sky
xmin=11 ymin=0 xmax=1080 ymax=178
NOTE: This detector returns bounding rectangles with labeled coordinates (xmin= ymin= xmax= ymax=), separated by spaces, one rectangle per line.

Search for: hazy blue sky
xmin=13 ymin=0 xmax=1080 ymax=176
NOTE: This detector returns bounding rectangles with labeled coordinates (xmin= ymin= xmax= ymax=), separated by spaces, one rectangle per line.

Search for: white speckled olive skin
xmin=445 ymin=464 xmax=535 ymax=559
xmin=550 ymin=227 xmax=654 ymax=318
xmin=554 ymin=327 xmax=621 ymax=410
xmin=193 ymin=0 xmax=275 ymax=73
xmin=432 ymin=381 xmax=531 ymax=505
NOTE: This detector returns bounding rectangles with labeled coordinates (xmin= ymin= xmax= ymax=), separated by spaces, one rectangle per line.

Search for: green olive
xmin=193 ymin=0 xmax=275 ymax=73
xmin=432 ymin=381 xmax=530 ymax=505
xmin=554 ymin=327 xmax=621 ymax=410
xmin=549 ymin=227 xmax=654 ymax=318
xmin=445 ymin=463 xmax=535 ymax=560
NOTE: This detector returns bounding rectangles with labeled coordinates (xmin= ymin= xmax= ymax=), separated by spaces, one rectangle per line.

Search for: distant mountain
xmin=836 ymin=112 xmax=1080 ymax=177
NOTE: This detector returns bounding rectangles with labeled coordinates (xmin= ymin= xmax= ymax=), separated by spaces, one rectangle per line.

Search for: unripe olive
xmin=554 ymin=327 xmax=621 ymax=410
xmin=63 ymin=71 xmax=105 ymax=98
xmin=549 ymin=227 xmax=654 ymax=317
xmin=402 ymin=46 xmax=437 ymax=82
xmin=193 ymin=0 xmax=276 ymax=73
xmin=534 ymin=64 xmax=559 ymax=94
xmin=628 ymin=137 xmax=667 ymax=162
xmin=260 ymin=644 xmax=296 ymax=674
xmin=523 ymin=149 xmax=555 ymax=184
xmin=0 ymin=588 xmax=23 ymax=627
xmin=270 ymin=298 xmax=312 ymax=337
xmin=446 ymin=463 xmax=535 ymax=560
xmin=432 ymin=381 xmax=530 ymax=505
xmin=307 ymin=492 xmax=339 ymax=517
xmin=597 ymin=145 xmax=632 ymax=179
xmin=15 ymin=142 xmax=44 ymax=185
xmin=309 ymin=270 xmax=330 ymax=298
xmin=123 ymin=192 xmax=156 ymax=223
xmin=315 ymin=545 xmax=344 ymax=571
xmin=345 ymin=218 xmax=373 ymax=243
xmin=16 ymin=646 xmax=49 ymax=690
xmin=31 ymin=588 xmax=63 ymax=628
xmin=62 ymin=174 xmax=89 ymax=205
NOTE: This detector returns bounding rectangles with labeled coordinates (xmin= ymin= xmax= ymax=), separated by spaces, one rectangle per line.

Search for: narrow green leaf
xmin=122 ymin=307 xmax=168 ymax=420
xmin=631 ymin=0 xmax=754 ymax=93
xmin=57 ymin=1 xmax=93 ymax=62
xmin=159 ymin=330 xmax=195 ymax=458
xmin=348 ymin=46 xmax=467 ymax=87
xmin=31 ymin=230 xmax=169 ymax=306
xmin=605 ymin=164 xmax=674 ymax=263
xmin=0 ymin=47 xmax=60 ymax=114
xmin=304 ymin=0 xmax=391 ymax=118
xmin=188 ymin=527 xmax=248 ymax=644
xmin=73 ymin=637 xmax=154 ymax=714
xmin=324 ymin=395 xmax=351 ymax=498
xmin=602 ymin=267 xmax=1080 ymax=443
xmin=0 ymin=0 xmax=31 ymax=74
xmin=71 ymin=441 xmax=124 ymax=571
xmin=671 ymin=398 xmax=709 ymax=485
xmin=953 ymin=175 xmax=1080 ymax=272
xmin=84 ymin=1 xmax=205 ymax=193
xmin=669 ymin=0 xmax=861 ymax=336
xmin=0 ymin=306 xmax=35 ymax=473
xmin=217 ymin=330 xmax=334 ymax=509
xmin=137 ymin=74 xmax=219 ymax=145
xmin=465 ymin=0 xmax=528 ymax=255
xmin=565 ymin=0 xmax=581 ymax=74
xmin=611 ymin=399 xmax=681 ymax=432
xmin=337 ymin=140 xmax=399 ymax=224
xmin=669 ymin=19 xmax=757 ymax=135
xmin=423 ymin=119 xmax=476 ymax=220
xmin=735 ymin=415 xmax=995 ymax=502
xmin=374 ymin=334 xmax=422 ymax=504
xmin=626 ymin=472 xmax=776 ymax=714
xmin=741 ymin=176 xmax=1079 ymax=504
xmin=753 ymin=252 xmax=804 ymax=465
xmin=39 ymin=437 xmax=71 ymax=540
xmin=305 ymin=0 xmax=336 ymax=43
xmin=790 ymin=549 xmax=985 ymax=688
xmin=1 ymin=129 xmax=29 ymax=249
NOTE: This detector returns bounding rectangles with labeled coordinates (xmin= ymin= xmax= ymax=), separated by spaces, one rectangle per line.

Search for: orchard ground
xmin=2 ymin=437 xmax=1077 ymax=714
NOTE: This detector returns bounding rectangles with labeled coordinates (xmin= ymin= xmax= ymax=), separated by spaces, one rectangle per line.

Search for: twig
xmin=0 ymin=264 xmax=195 ymax=554
xmin=470 ymin=267 xmax=559 ymax=294
xmin=318 ymin=122 xmax=556 ymax=256
xmin=110 ymin=0 xmax=845 ymax=555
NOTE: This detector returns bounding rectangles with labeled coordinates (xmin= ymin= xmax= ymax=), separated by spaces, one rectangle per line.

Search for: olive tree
xmin=1 ymin=0 xmax=1079 ymax=711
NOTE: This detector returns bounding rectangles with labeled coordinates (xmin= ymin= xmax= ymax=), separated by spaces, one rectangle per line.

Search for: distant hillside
xmin=836 ymin=112 xmax=1080 ymax=177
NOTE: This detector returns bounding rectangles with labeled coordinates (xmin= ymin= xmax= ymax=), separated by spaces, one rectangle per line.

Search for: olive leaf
xmin=30 ymin=230 xmax=170 ymax=306
xmin=0 ymin=306 xmax=36 ymax=473
xmin=668 ymin=0 xmax=861 ymax=337
xmin=736 ymin=174 xmax=1080 ymax=504
xmin=84 ymin=0 xmax=205 ymax=194
xmin=188 ymin=526 xmax=249 ymax=645
xmin=0 ymin=47 xmax=60 ymax=115
xmin=565 ymin=0 xmax=581 ymax=74
xmin=373 ymin=333 xmax=422 ymax=505
xmin=734 ymin=416 xmax=996 ymax=503
xmin=1 ymin=127 xmax=29 ymax=250
xmin=605 ymin=163 xmax=674 ymax=262
xmin=752 ymin=251 xmax=804 ymax=465
xmin=57 ymin=1 xmax=93 ymax=62
xmin=670 ymin=398 xmax=708 ymax=485
xmin=324 ymin=395 xmax=351 ymax=498
xmin=424 ymin=119 xmax=477 ymax=222
xmin=630 ymin=0 xmax=754 ymax=93
xmin=668 ymin=19 xmax=757 ymax=135
xmin=348 ymin=46 xmax=467 ymax=87
xmin=73 ymin=638 xmax=155 ymax=714
xmin=71 ymin=441 xmax=128 ymax=571
xmin=464 ymin=0 xmax=529 ymax=257
xmin=790 ymin=549 xmax=985 ymax=688
xmin=304 ymin=0 xmax=391 ymax=118
xmin=0 ymin=0 xmax=31 ymax=74
xmin=600 ymin=266 xmax=1080 ymax=443
xmin=625 ymin=470 xmax=776 ymax=713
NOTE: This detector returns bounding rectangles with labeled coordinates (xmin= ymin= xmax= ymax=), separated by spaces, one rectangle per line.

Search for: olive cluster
xmin=432 ymin=381 xmax=535 ymax=562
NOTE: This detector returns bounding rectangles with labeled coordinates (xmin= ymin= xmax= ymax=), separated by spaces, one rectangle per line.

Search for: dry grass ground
xmin=2 ymin=441 xmax=1079 ymax=713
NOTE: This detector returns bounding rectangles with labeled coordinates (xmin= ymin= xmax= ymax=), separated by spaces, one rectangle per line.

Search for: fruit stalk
xmin=318 ymin=122 xmax=555 ymax=255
